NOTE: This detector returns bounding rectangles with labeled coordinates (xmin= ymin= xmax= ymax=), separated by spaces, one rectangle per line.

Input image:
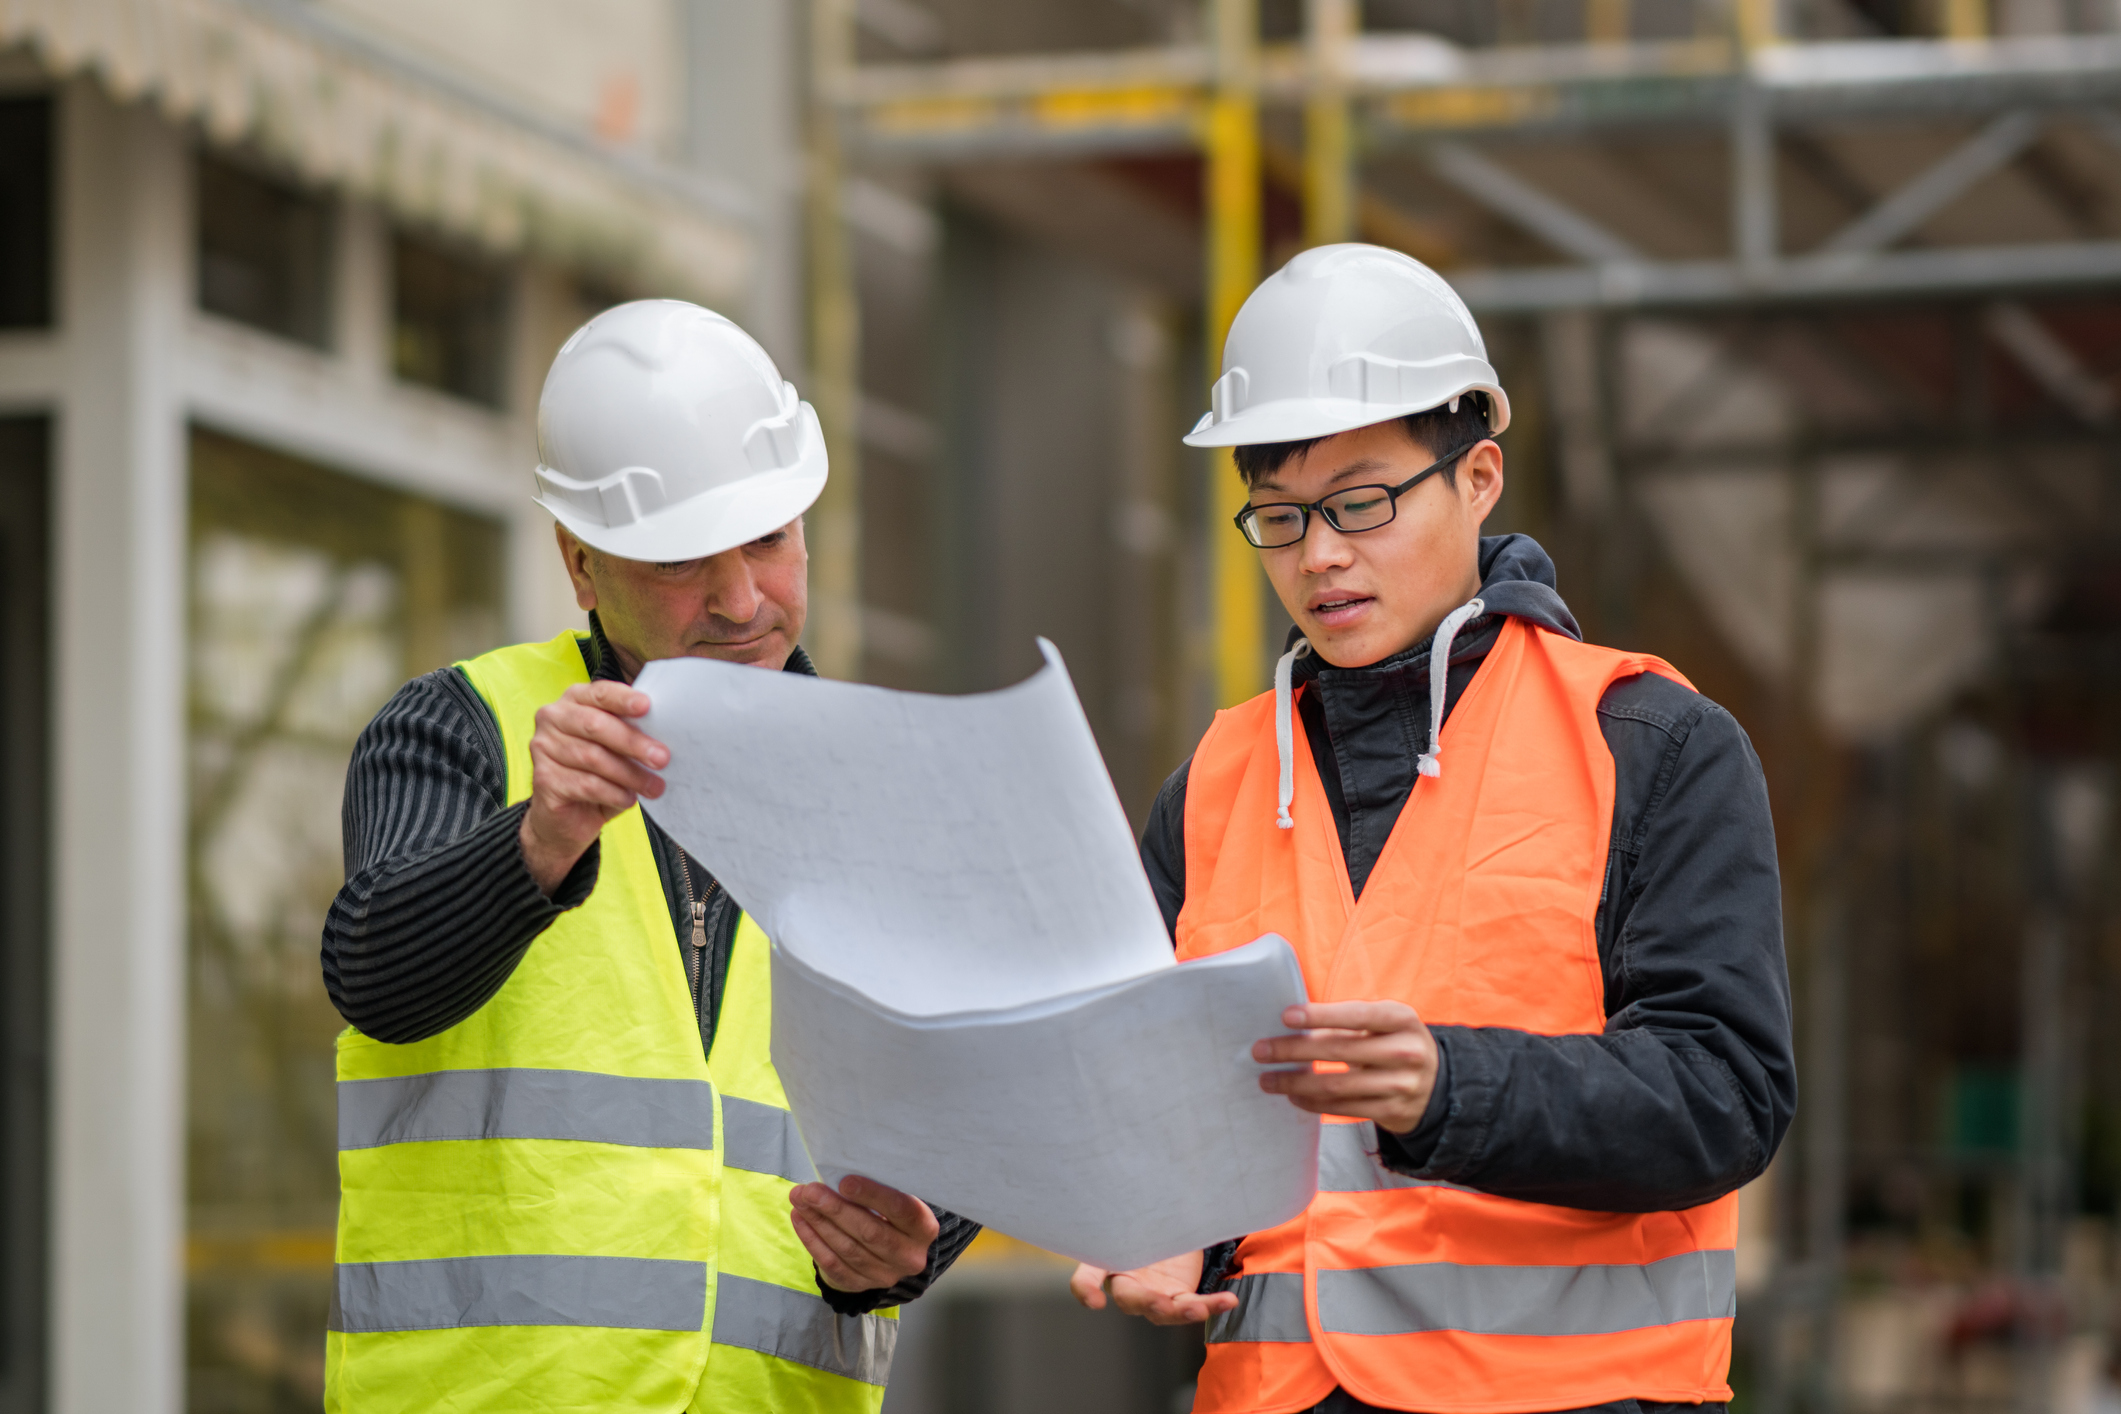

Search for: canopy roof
xmin=0 ymin=0 xmax=753 ymax=300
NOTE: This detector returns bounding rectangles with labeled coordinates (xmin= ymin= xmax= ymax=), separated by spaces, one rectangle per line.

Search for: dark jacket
xmin=322 ymin=616 xmax=978 ymax=1313
xmin=1143 ymin=535 xmax=1796 ymax=1234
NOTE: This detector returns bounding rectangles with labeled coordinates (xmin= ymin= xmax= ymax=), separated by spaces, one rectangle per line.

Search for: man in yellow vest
xmin=1073 ymin=246 xmax=1795 ymax=1414
xmin=321 ymin=300 xmax=978 ymax=1413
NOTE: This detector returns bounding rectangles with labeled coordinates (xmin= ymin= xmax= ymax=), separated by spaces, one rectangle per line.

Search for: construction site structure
xmin=805 ymin=2 xmax=2121 ymax=1410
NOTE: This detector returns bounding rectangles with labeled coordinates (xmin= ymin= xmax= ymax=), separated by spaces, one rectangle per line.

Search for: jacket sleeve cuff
xmin=1375 ymin=1031 xmax=1455 ymax=1175
xmin=1199 ymin=1240 xmax=1242 ymax=1294
xmin=501 ymin=799 xmax=600 ymax=910
xmin=1388 ymin=1025 xmax=1503 ymax=1181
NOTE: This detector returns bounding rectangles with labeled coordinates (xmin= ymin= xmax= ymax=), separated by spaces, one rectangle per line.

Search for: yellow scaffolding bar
xmin=1586 ymin=0 xmax=1631 ymax=44
xmin=1207 ymin=0 xmax=1263 ymax=707
xmin=1734 ymin=0 xmax=1778 ymax=50
xmin=1303 ymin=0 xmax=1355 ymax=249
xmin=1944 ymin=0 xmax=1990 ymax=39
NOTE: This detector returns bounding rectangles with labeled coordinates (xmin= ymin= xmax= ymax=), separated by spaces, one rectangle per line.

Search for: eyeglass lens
xmin=1240 ymin=484 xmax=1401 ymax=548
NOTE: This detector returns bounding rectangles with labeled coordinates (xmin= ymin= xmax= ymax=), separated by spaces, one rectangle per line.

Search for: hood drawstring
xmin=1272 ymin=639 xmax=1309 ymax=830
xmin=1417 ymin=598 xmax=1486 ymax=779
xmin=1270 ymin=597 xmax=1488 ymax=831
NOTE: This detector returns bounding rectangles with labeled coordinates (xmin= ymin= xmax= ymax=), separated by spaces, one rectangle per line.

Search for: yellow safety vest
xmin=326 ymin=630 xmax=895 ymax=1413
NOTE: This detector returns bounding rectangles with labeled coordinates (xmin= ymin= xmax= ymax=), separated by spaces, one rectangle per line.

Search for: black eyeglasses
xmin=1232 ymin=440 xmax=1485 ymax=549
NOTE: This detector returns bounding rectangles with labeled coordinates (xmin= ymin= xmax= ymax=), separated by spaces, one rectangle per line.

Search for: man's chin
xmin=1304 ymin=625 xmax=1399 ymax=671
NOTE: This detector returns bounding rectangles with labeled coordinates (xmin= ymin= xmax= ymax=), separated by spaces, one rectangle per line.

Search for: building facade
xmin=0 ymin=4 xmax=788 ymax=1409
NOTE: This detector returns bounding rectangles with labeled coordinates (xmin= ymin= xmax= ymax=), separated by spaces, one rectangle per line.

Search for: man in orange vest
xmin=1071 ymin=245 xmax=1795 ymax=1414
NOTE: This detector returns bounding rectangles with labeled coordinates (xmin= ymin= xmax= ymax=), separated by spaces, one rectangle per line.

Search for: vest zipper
xmin=675 ymin=852 xmax=718 ymax=1025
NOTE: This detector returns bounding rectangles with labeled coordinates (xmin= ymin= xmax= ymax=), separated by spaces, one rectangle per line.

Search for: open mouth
xmin=1309 ymin=596 xmax=1373 ymax=626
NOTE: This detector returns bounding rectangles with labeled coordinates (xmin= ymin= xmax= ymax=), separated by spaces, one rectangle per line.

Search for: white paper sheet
xmin=637 ymin=641 xmax=1318 ymax=1270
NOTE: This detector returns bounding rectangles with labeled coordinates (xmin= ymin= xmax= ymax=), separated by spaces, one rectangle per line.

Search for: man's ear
xmin=557 ymin=525 xmax=598 ymax=612
xmin=1463 ymin=441 xmax=1506 ymax=525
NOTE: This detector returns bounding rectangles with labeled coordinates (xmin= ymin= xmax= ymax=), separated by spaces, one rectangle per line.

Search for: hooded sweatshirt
xmin=1139 ymin=534 xmax=1796 ymax=1214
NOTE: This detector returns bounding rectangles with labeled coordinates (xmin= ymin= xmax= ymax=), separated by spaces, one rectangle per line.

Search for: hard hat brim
xmin=537 ymin=444 xmax=829 ymax=563
xmin=1182 ymin=385 xmax=1511 ymax=449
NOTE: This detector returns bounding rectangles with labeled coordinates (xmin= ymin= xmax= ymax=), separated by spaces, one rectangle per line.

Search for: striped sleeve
xmin=322 ymin=667 xmax=598 ymax=1044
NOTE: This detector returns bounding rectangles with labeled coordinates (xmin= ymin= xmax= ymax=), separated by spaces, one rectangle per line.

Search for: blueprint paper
xmin=636 ymin=642 xmax=1319 ymax=1269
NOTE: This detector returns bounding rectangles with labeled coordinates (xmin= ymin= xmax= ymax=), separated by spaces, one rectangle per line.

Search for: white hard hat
xmin=1184 ymin=243 xmax=1510 ymax=449
xmin=533 ymin=299 xmax=827 ymax=562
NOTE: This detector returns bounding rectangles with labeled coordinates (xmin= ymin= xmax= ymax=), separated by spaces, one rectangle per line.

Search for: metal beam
xmin=1448 ymin=239 xmax=2121 ymax=313
xmin=1428 ymin=140 xmax=1643 ymax=264
xmin=1983 ymin=300 xmax=2118 ymax=426
xmin=837 ymin=37 xmax=2121 ymax=157
xmin=1817 ymin=110 xmax=2042 ymax=256
xmin=1731 ymin=79 xmax=1776 ymax=269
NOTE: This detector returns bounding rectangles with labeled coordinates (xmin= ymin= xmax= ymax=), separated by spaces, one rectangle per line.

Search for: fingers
xmin=1251 ymin=1002 xmax=1437 ymax=1134
xmin=543 ymin=685 xmax=667 ymax=758
xmin=533 ymin=715 xmax=665 ymax=792
xmin=787 ymin=1182 xmax=934 ymax=1293
xmin=1076 ymin=1252 xmax=1231 ymax=1327
xmin=1069 ymin=1264 xmax=1112 ymax=1310
xmin=791 ymin=1209 xmax=875 ymax=1292
xmin=1258 ymin=1065 xmax=1434 ymax=1132
xmin=572 ymin=680 xmax=654 ymax=719
xmin=1254 ymin=1000 xmax=1430 ymax=1067
xmin=834 ymin=1175 xmax=940 ymax=1243
xmin=1253 ymin=1028 xmax=1430 ymax=1068
xmin=1258 ymin=1065 xmax=1415 ymax=1106
xmin=1104 ymin=1273 xmax=1240 ymax=1327
xmin=523 ymin=688 xmax=672 ymax=843
xmin=1279 ymin=1000 xmax=1422 ymax=1036
xmin=528 ymin=757 xmax=650 ymax=816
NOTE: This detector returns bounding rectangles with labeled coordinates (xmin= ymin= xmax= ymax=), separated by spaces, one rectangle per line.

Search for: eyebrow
xmin=1252 ymin=457 xmax=1393 ymax=496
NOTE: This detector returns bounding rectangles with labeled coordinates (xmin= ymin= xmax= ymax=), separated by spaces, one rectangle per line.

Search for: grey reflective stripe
xmin=1316 ymin=1122 xmax=1475 ymax=1195
xmin=330 ymin=1255 xmax=707 ymax=1333
xmin=1317 ymin=1249 xmax=1739 ymax=1337
xmin=722 ymin=1095 xmax=817 ymax=1183
xmin=1205 ymin=1273 xmax=1311 ymax=1344
xmin=338 ymin=1068 xmax=715 ymax=1151
xmin=711 ymin=1273 xmax=897 ymax=1385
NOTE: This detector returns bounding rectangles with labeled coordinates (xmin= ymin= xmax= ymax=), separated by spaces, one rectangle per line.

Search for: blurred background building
xmin=4 ymin=0 xmax=2121 ymax=1411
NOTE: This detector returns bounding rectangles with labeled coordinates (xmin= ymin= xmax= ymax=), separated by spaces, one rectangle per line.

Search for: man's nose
xmin=701 ymin=547 xmax=764 ymax=622
xmin=1298 ymin=517 xmax=1354 ymax=574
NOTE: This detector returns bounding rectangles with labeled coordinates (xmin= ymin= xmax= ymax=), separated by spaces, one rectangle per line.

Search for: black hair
xmin=1231 ymin=393 xmax=1494 ymax=487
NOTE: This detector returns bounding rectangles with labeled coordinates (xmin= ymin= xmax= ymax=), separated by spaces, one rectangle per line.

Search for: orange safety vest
xmin=1177 ymin=617 xmax=1739 ymax=1414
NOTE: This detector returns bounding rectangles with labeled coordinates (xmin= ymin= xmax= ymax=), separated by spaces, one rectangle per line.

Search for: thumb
xmin=1069 ymin=1264 xmax=1111 ymax=1310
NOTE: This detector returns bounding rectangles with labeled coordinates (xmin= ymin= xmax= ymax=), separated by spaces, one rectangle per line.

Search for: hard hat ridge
xmin=1184 ymin=242 xmax=1510 ymax=450
xmin=534 ymin=299 xmax=828 ymax=563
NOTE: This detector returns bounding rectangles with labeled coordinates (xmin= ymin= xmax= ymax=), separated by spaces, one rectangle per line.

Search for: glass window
xmin=392 ymin=230 xmax=512 ymax=408
xmin=0 ymin=416 xmax=50 ymax=1414
xmin=185 ymin=428 xmax=504 ymax=1412
xmin=0 ymin=97 xmax=52 ymax=331
xmin=195 ymin=152 xmax=335 ymax=348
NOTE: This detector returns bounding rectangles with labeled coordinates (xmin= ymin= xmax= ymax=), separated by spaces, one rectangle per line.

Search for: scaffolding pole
xmin=1303 ymin=0 xmax=1355 ymax=249
xmin=808 ymin=0 xmax=864 ymax=680
xmin=1208 ymin=0 xmax=1264 ymax=707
